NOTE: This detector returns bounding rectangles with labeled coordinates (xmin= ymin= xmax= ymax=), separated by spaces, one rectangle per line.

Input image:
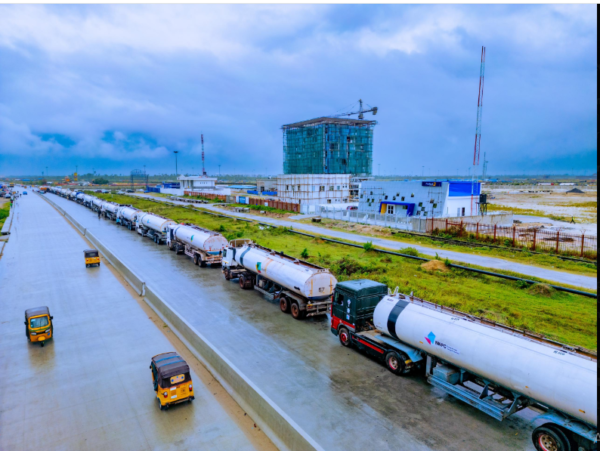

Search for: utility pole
xmin=422 ymin=166 xmax=424 ymax=178
xmin=174 ymin=151 xmax=179 ymax=178
xmin=471 ymin=45 xmax=486 ymax=215
xmin=218 ymin=164 xmax=221 ymax=176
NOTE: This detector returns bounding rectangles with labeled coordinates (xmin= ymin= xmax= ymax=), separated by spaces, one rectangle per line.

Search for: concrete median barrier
xmin=40 ymin=192 xmax=322 ymax=451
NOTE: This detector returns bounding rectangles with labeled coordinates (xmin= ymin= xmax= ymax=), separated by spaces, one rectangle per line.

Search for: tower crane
xmin=332 ymin=99 xmax=378 ymax=120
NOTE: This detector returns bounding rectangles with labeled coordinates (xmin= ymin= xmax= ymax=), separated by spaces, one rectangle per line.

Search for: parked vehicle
xmin=222 ymin=239 xmax=336 ymax=319
xmin=167 ymin=223 xmax=227 ymax=266
xmin=116 ymin=205 xmax=140 ymax=230
xmin=150 ymin=352 xmax=194 ymax=410
xmin=330 ymin=280 xmax=598 ymax=451
xmin=24 ymin=306 xmax=53 ymax=347
xmin=102 ymin=201 xmax=120 ymax=220
xmin=84 ymin=249 xmax=100 ymax=268
xmin=136 ymin=212 xmax=176 ymax=244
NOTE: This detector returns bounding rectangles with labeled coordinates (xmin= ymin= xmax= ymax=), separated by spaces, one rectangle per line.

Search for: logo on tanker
xmin=425 ymin=332 xmax=436 ymax=345
xmin=191 ymin=235 xmax=194 ymax=241
xmin=256 ymin=262 xmax=262 ymax=273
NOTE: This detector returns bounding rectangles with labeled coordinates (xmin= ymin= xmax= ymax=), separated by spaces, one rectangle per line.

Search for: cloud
xmin=0 ymin=5 xmax=596 ymax=176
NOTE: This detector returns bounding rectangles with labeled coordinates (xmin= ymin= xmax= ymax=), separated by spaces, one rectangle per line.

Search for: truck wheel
xmin=193 ymin=254 xmax=199 ymax=265
xmin=279 ymin=296 xmax=290 ymax=313
xmin=385 ymin=352 xmax=406 ymax=376
xmin=338 ymin=327 xmax=352 ymax=347
xmin=169 ymin=242 xmax=174 ymax=251
xmin=200 ymin=260 xmax=207 ymax=268
xmin=239 ymin=275 xmax=246 ymax=288
xmin=290 ymin=302 xmax=306 ymax=320
xmin=223 ymin=270 xmax=231 ymax=280
xmin=532 ymin=425 xmax=572 ymax=451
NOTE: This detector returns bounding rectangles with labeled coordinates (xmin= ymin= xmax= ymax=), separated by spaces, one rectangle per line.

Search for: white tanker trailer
xmin=330 ymin=279 xmax=597 ymax=451
xmin=91 ymin=197 xmax=104 ymax=212
xmin=136 ymin=212 xmax=176 ymax=244
xmin=101 ymin=201 xmax=119 ymax=220
xmin=75 ymin=192 xmax=85 ymax=204
xmin=166 ymin=223 xmax=228 ymax=267
xmin=116 ymin=205 xmax=140 ymax=230
xmin=82 ymin=194 xmax=94 ymax=208
xmin=69 ymin=191 xmax=78 ymax=200
xmin=222 ymin=239 xmax=337 ymax=320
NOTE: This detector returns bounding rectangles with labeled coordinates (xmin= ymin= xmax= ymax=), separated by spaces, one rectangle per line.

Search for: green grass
xmin=299 ymin=218 xmax=598 ymax=275
xmin=228 ymin=203 xmax=294 ymax=215
xmin=0 ymin=202 xmax=10 ymax=228
xmin=95 ymin=193 xmax=597 ymax=350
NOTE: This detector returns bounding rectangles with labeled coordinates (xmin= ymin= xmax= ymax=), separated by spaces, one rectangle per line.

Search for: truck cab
xmin=331 ymin=279 xmax=388 ymax=335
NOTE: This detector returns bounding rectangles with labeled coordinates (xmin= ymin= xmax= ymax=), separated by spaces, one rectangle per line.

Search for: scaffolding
xmin=282 ymin=117 xmax=376 ymax=176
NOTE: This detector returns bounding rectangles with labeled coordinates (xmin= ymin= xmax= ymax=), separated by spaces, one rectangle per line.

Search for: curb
xmin=40 ymin=192 xmax=323 ymax=451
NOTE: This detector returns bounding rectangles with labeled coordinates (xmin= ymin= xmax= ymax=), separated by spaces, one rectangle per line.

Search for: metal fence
xmin=319 ymin=207 xmax=416 ymax=230
xmin=426 ymin=218 xmax=597 ymax=259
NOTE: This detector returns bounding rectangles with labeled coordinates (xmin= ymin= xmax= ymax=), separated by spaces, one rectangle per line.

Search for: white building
xmin=350 ymin=176 xmax=373 ymax=198
xmin=358 ymin=180 xmax=482 ymax=218
xmin=178 ymin=175 xmax=217 ymax=191
xmin=276 ymin=174 xmax=350 ymax=214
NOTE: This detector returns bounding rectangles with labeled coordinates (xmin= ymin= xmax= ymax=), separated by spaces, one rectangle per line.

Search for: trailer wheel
xmin=279 ymin=296 xmax=290 ymax=313
xmin=290 ymin=302 xmax=306 ymax=320
xmin=338 ymin=327 xmax=352 ymax=347
xmin=385 ymin=352 xmax=406 ymax=376
xmin=193 ymin=254 xmax=199 ymax=265
xmin=532 ymin=425 xmax=572 ymax=451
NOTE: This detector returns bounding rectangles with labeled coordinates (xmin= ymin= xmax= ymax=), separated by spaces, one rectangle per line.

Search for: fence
xmin=319 ymin=207 xmax=416 ymax=230
xmin=249 ymin=198 xmax=300 ymax=213
xmin=184 ymin=190 xmax=227 ymax=202
xmin=426 ymin=218 xmax=597 ymax=259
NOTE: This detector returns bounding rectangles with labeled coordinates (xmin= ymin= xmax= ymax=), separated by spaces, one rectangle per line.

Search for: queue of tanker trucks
xmin=43 ymin=186 xmax=597 ymax=451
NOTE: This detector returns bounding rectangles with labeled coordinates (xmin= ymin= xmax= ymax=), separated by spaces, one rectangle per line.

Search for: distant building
xmin=358 ymin=180 xmax=482 ymax=218
xmin=178 ymin=175 xmax=217 ymax=191
xmin=256 ymin=179 xmax=277 ymax=194
xmin=282 ymin=117 xmax=376 ymax=176
xmin=276 ymin=174 xmax=350 ymax=214
xmin=350 ymin=176 xmax=373 ymax=198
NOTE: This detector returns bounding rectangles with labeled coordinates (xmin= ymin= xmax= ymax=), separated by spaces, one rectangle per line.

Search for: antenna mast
xmin=471 ymin=46 xmax=486 ymax=214
xmin=201 ymin=134 xmax=207 ymax=176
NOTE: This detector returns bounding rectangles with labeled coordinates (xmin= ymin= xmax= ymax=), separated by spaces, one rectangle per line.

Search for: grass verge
xmin=96 ymin=193 xmax=597 ymax=350
xmin=0 ymin=202 xmax=10 ymax=229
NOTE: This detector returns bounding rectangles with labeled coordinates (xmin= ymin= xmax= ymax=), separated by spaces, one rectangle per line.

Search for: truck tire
xmin=279 ymin=296 xmax=290 ymax=313
xmin=193 ymin=254 xmax=199 ymax=265
xmin=290 ymin=302 xmax=306 ymax=320
xmin=338 ymin=327 xmax=352 ymax=347
xmin=200 ymin=260 xmax=207 ymax=268
xmin=223 ymin=269 xmax=231 ymax=280
xmin=169 ymin=242 xmax=175 ymax=251
xmin=385 ymin=351 xmax=406 ymax=376
xmin=532 ymin=425 xmax=572 ymax=451
xmin=239 ymin=275 xmax=247 ymax=289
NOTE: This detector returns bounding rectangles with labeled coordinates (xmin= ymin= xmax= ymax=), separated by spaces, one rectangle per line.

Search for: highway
xmin=43 ymin=191 xmax=539 ymax=451
xmin=0 ymin=191 xmax=275 ymax=451
xmin=133 ymin=194 xmax=597 ymax=290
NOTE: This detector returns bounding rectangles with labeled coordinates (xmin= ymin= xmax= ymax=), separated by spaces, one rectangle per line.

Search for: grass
xmin=95 ymin=193 xmax=597 ymax=350
xmin=298 ymin=218 xmax=598 ymax=275
xmin=0 ymin=202 xmax=10 ymax=228
xmin=488 ymin=203 xmax=550 ymax=217
xmin=228 ymin=203 xmax=294 ymax=216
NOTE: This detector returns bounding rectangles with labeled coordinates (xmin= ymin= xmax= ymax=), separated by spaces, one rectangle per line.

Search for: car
xmin=4 ymin=194 xmax=10 ymax=198
xmin=23 ymin=191 xmax=27 ymax=195
xmin=126 ymin=189 xmax=134 ymax=193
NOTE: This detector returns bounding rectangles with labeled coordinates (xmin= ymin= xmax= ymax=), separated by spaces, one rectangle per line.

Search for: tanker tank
xmin=373 ymin=296 xmax=597 ymax=427
xmin=172 ymin=224 xmax=227 ymax=254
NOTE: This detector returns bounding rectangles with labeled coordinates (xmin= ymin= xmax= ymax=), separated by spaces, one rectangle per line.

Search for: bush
xmin=93 ymin=178 xmax=109 ymax=185
xmin=301 ymin=248 xmax=309 ymax=259
xmin=218 ymin=225 xmax=226 ymax=232
xmin=402 ymin=247 xmax=420 ymax=257
xmin=363 ymin=241 xmax=374 ymax=252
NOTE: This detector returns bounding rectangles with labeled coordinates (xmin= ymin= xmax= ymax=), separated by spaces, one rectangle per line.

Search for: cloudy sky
xmin=0 ymin=4 xmax=596 ymax=177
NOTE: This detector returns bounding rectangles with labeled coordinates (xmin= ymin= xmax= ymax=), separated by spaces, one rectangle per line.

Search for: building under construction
xmin=282 ymin=117 xmax=376 ymax=176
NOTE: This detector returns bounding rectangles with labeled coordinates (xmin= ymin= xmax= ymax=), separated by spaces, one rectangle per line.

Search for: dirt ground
xmin=489 ymin=190 xmax=597 ymax=224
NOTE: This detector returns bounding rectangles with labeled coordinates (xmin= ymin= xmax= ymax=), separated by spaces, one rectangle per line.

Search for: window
xmin=336 ymin=186 xmax=340 ymax=190
xmin=30 ymin=316 xmax=49 ymax=329
xmin=297 ymin=185 xmax=300 ymax=191
xmin=329 ymin=186 xmax=334 ymax=191
xmin=401 ymin=197 xmax=405 ymax=201
xmin=461 ymin=207 xmax=466 ymax=216
xmin=320 ymin=186 xmax=325 ymax=192
xmin=384 ymin=195 xmax=388 ymax=200
xmin=327 ymin=199 xmax=331 ymax=204
xmin=360 ymin=194 xmax=363 ymax=198
xmin=433 ymin=203 xmax=437 ymax=208
xmin=418 ymin=202 xmax=423 ymax=207
xmin=286 ymin=185 xmax=289 ymax=191
xmin=411 ymin=193 xmax=414 ymax=197
xmin=387 ymin=204 xmax=395 ymax=214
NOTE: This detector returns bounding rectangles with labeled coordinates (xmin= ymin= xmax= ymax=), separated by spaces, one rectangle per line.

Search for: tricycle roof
xmin=152 ymin=352 xmax=190 ymax=379
xmin=25 ymin=306 xmax=50 ymax=319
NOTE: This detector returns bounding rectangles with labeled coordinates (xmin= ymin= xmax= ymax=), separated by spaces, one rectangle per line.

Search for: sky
xmin=0 ymin=4 xmax=596 ymax=177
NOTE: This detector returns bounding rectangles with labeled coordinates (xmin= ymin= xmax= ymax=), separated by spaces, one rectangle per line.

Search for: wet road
xmin=46 ymin=192 xmax=539 ymax=451
xmin=134 ymin=194 xmax=597 ymax=290
xmin=0 ymin=191 xmax=270 ymax=451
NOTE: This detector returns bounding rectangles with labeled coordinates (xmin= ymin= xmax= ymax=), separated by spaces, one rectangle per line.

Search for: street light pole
xmin=174 ymin=151 xmax=179 ymax=178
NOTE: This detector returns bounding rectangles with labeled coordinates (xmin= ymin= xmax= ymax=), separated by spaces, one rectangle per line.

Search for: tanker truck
xmin=82 ymin=194 xmax=94 ymax=208
xmin=91 ymin=197 xmax=104 ymax=212
xmin=166 ymin=223 xmax=228 ymax=267
xmin=136 ymin=212 xmax=176 ymax=244
xmin=116 ymin=205 xmax=140 ymax=230
xmin=222 ymin=239 xmax=336 ymax=320
xmin=68 ymin=191 xmax=78 ymax=201
xmin=75 ymin=192 xmax=85 ymax=204
xmin=101 ymin=201 xmax=120 ymax=220
xmin=330 ymin=279 xmax=597 ymax=451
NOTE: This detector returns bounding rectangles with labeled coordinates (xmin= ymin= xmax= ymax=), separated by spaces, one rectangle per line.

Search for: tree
xmin=93 ymin=178 xmax=109 ymax=185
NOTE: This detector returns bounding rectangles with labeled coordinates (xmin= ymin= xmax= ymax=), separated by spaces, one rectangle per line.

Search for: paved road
xmin=0 ymin=191 xmax=270 ymax=451
xmin=48 ymin=192 xmax=540 ymax=451
xmin=133 ymin=194 xmax=597 ymax=290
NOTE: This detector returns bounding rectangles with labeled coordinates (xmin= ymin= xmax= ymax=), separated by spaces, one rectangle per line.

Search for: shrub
xmin=363 ymin=241 xmax=374 ymax=252
xmin=218 ymin=225 xmax=226 ymax=232
xmin=402 ymin=247 xmax=419 ymax=257
xmin=301 ymin=248 xmax=309 ymax=259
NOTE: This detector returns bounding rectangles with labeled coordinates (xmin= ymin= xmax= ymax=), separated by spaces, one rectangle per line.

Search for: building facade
xmin=178 ymin=175 xmax=217 ymax=191
xmin=276 ymin=174 xmax=350 ymax=214
xmin=282 ymin=117 xmax=376 ymax=176
xmin=358 ymin=180 xmax=482 ymax=218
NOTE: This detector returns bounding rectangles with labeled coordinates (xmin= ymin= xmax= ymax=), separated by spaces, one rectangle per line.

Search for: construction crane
xmin=201 ymin=134 xmax=207 ymax=176
xmin=332 ymin=99 xmax=378 ymax=120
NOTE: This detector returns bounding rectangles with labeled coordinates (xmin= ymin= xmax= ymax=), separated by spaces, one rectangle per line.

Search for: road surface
xmin=45 ymin=192 xmax=541 ymax=451
xmin=0 ymin=190 xmax=274 ymax=451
